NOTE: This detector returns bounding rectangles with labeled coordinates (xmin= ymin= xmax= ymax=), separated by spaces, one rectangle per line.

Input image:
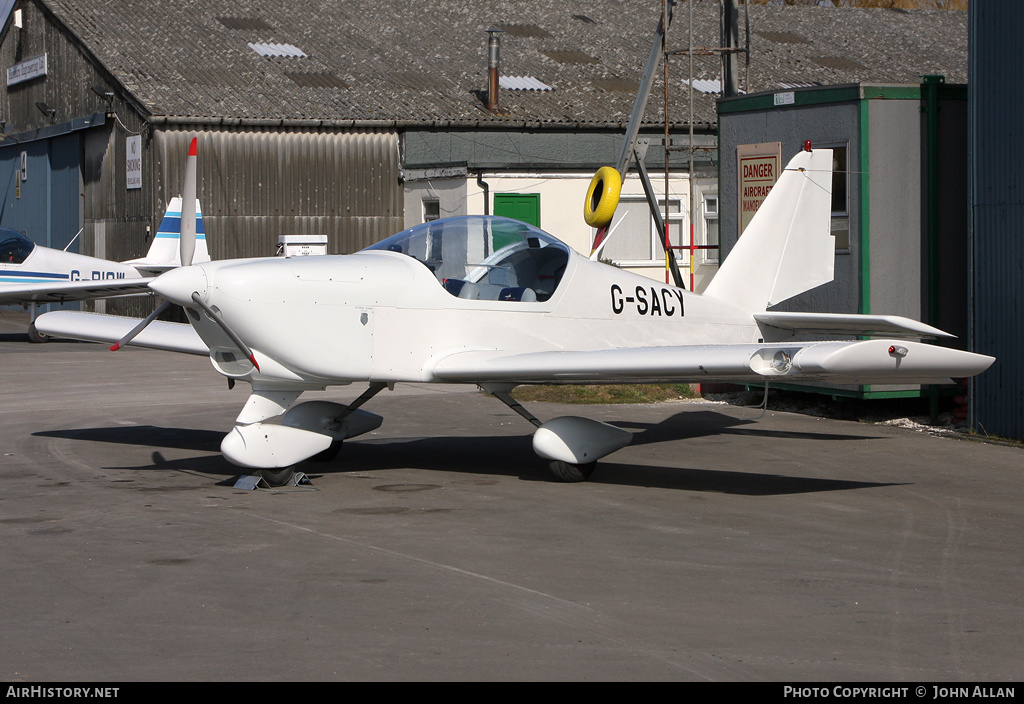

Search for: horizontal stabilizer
xmin=432 ymin=340 xmax=993 ymax=386
xmin=34 ymin=310 xmax=208 ymax=355
xmin=754 ymin=312 xmax=954 ymax=340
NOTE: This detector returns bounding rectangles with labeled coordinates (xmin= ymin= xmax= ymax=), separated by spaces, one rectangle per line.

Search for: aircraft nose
xmin=149 ymin=264 xmax=208 ymax=306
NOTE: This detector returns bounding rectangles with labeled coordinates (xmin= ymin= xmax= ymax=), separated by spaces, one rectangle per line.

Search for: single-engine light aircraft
xmin=0 ymin=193 xmax=207 ymax=342
xmin=36 ymin=143 xmax=994 ymax=486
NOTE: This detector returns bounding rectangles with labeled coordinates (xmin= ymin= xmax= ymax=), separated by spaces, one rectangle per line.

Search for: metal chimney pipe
xmin=721 ymin=0 xmax=740 ymax=97
xmin=486 ymin=29 xmax=502 ymax=112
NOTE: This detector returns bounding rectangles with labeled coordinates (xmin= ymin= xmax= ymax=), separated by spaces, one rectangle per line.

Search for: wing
xmin=34 ymin=310 xmax=208 ymax=356
xmin=0 ymin=279 xmax=153 ymax=304
xmin=432 ymin=340 xmax=994 ymax=386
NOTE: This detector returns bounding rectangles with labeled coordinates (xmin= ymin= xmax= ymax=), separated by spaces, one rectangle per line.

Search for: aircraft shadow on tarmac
xmin=34 ymin=409 xmax=900 ymax=495
xmin=617 ymin=409 xmax=884 ymax=445
xmin=34 ymin=425 xmax=234 ymax=478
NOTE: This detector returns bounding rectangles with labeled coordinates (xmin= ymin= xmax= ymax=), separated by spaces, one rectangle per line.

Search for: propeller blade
xmin=179 ymin=138 xmax=198 ymax=268
xmin=189 ymin=292 xmax=260 ymax=372
xmin=110 ymin=299 xmax=172 ymax=351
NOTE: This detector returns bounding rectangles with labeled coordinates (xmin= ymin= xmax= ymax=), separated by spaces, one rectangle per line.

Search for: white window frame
xmin=698 ymin=190 xmax=719 ymax=265
xmin=603 ymin=196 xmax=689 ymax=268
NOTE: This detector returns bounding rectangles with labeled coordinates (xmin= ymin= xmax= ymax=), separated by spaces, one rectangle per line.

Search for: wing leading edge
xmin=432 ymin=340 xmax=994 ymax=387
xmin=0 ymin=278 xmax=153 ymax=304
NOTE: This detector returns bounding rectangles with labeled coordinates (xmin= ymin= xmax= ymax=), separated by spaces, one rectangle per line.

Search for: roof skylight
xmin=248 ymin=42 xmax=308 ymax=58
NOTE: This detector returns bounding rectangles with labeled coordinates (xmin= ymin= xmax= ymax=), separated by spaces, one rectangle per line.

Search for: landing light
xmin=771 ymin=350 xmax=792 ymax=373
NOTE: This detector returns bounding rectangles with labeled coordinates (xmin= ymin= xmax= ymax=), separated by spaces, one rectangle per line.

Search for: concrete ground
xmin=1 ymin=310 xmax=1021 ymax=682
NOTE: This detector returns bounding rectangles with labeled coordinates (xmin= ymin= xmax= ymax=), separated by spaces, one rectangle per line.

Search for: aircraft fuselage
xmin=0 ymin=243 xmax=142 ymax=289
xmin=162 ymin=249 xmax=757 ymax=387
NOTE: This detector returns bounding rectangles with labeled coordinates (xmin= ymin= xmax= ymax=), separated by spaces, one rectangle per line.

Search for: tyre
xmin=548 ymin=460 xmax=596 ymax=483
xmin=27 ymin=322 xmax=49 ymax=343
xmin=258 ymin=466 xmax=296 ymax=487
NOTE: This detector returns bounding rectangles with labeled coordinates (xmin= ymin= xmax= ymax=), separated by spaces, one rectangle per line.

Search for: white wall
xmin=465 ymin=173 xmax=710 ymax=285
xmin=403 ymin=171 xmax=719 ymax=289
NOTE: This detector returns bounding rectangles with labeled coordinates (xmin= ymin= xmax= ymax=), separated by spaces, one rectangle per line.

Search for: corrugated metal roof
xmin=38 ymin=0 xmax=967 ymax=128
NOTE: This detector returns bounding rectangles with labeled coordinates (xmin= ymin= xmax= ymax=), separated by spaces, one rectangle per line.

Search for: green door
xmin=493 ymin=193 xmax=541 ymax=227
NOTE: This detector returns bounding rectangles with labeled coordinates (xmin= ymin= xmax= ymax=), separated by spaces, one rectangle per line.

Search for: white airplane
xmin=35 ymin=143 xmax=994 ymax=487
xmin=0 ymin=142 xmax=208 ymax=342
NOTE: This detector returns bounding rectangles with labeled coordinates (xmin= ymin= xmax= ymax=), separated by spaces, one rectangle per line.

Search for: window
xmin=602 ymin=198 xmax=687 ymax=266
xmin=0 ymin=229 xmax=35 ymax=264
xmin=422 ymin=198 xmax=440 ymax=222
xmin=700 ymin=194 xmax=719 ymax=265
xmin=367 ymin=216 xmax=569 ymax=303
xmin=823 ymin=143 xmax=850 ymax=252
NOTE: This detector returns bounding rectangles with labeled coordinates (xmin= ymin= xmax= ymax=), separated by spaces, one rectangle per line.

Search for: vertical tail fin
xmin=126 ymin=198 xmax=208 ymax=270
xmin=703 ymin=147 xmax=834 ymax=312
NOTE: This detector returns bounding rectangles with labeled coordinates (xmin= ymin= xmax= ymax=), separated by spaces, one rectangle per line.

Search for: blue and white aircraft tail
xmin=123 ymin=198 xmax=208 ymax=273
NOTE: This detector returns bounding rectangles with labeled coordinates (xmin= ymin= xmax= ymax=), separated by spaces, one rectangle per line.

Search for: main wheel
xmin=259 ymin=466 xmax=296 ymax=487
xmin=549 ymin=460 xmax=596 ymax=483
xmin=27 ymin=322 xmax=50 ymax=343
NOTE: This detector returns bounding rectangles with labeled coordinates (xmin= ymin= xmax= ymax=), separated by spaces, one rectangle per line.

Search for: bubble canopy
xmin=0 ymin=229 xmax=35 ymax=264
xmin=365 ymin=216 xmax=570 ymax=302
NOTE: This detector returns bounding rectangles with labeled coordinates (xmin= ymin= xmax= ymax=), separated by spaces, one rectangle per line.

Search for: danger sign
xmin=737 ymin=143 xmax=781 ymax=235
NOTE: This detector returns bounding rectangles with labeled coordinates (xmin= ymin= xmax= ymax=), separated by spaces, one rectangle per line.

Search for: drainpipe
xmin=477 ymin=172 xmax=490 ymax=215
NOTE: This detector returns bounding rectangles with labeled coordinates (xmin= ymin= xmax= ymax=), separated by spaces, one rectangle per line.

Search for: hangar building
xmin=0 ymin=0 xmax=967 ymax=318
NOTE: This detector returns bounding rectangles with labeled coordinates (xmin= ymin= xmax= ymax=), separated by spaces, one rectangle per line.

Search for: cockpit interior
xmin=0 ymin=229 xmax=35 ymax=264
xmin=366 ymin=216 xmax=570 ymax=302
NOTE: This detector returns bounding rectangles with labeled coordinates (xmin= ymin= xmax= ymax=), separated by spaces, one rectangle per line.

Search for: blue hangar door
xmin=0 ymin=132 xmax=84 ymax=312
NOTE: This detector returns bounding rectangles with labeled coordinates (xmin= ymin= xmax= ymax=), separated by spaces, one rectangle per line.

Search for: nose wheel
xmin=258 ymin=466 xmax=297 ymax=487
xmin=548 ymin=460 xmax=596 ymax=483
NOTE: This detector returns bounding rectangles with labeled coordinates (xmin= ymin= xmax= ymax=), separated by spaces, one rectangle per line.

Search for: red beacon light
xmin=803 ymin=140 xmax=813 ymax=152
